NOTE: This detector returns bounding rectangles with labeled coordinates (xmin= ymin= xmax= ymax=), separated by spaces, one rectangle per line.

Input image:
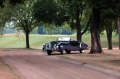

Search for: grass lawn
xmin=0 ymin=33 xmax=118 ymax=49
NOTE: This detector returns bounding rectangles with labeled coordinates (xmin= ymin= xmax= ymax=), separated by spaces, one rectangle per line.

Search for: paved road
xmin=1 ymin=49 xmax=120 ymax=79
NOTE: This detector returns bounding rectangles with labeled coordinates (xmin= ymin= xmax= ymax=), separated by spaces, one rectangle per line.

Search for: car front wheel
xmin=47 ymin=50 xmax=52 ymax=55
xmin=60 ymin=50 xmax=63 ymax=54
xmin=80 ymin=50 xmax=84 ymax=53
xmin=65 ymin=50 xmax=71 ymax=54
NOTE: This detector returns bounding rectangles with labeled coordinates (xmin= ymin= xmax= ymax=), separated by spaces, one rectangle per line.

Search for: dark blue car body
xmin=58 ymin=41 xmax=88 ymax=54
xmin=42 ymin=37 xmax=88 ymax=55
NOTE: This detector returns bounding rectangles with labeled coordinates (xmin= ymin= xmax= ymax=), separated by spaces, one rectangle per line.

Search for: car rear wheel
xmin=80 ymin=50 xmax=84 ymax=53
xmin=60 ymin=50 xmax=63 ymax=54
xmin=65 ymin=50 xmax=71 ymax=54
xmin=42 ymin=48 xmax=45 ymax=51
xmin=47 ymin=50 xmax=52 ymax=55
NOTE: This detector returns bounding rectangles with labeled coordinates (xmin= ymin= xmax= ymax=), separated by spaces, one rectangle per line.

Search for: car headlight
xmin=60 ymin=45 xmax=63 ymax=48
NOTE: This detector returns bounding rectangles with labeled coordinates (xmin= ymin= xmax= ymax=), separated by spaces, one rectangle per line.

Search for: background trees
xmin=0 ymin=0 xmax=39 ymax=48
xmin=61 ymin=0 xmax=90 ymax=41
xmin=12 ymin=0 xmax=40 ymax=48
xmin=0 ymin=0 xmax=25 ymax=35
xmin=34 ymin=0 xmax=91 ymax=41
xmin=1 ymin=0 xmax=120 ymax=51
xmin=85 ymin=0 xmax=120 ymax=53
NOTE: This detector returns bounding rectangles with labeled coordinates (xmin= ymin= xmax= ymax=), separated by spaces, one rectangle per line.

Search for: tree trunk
xmin=76 ymin=24 xmax=82 ymax=41
xmin=89 ymin=8 xmax=103 ymax=54
xmin=25 ymin=32 xmax=30 ymax=48
xmin=106 ymin=26 xmax=112 ymax=49
xmin=75 ymin=6 xmax=82 ymax=41
xmin=76 ymin=15 xmax=81 ymax=41
xmin=23 ymin=20 xmax=30 ymax=48
xmin=25 ymin=25 xmax=30 ymax=48
xmin=117 ymin=18 xmax=120 ymax=50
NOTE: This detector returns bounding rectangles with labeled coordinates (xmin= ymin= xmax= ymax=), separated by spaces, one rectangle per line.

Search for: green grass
xmin=0 ymin=33 xmax=118 ymax=49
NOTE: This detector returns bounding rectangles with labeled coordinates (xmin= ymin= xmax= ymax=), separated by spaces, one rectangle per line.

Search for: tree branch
xmin=81 ymin=15 xmax=92 ymax=35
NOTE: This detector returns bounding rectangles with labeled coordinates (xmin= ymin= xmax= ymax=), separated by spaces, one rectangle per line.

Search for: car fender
xmin=46 ymin=43 xmax=52 ymax=50
xmin=79 ymin=43 xmax=82 ymax=48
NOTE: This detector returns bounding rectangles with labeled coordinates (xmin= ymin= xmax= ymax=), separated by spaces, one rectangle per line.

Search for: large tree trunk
xmin=89 ymin=8 xmax=103 ymax=54
xmin=75 ymin=6 xmax=82 ymax=41
xmin=76 ymin=19 xmax=81 ymax=41
xmin=117 ymin=18 xmax=120 ymax=50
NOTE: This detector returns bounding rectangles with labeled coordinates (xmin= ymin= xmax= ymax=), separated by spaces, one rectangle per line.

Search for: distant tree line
xmin=3 ymin=25 xmax=75 ymax=35
xmin=37 ymin=26 xmax=75 ymax=35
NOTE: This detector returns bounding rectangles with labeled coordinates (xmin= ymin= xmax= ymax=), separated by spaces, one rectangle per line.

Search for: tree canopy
xmin=1 ymin=0 xmax=120 ymax=51
xmin=33 ymin=0 xmax=58 ymax=24
xmin=0 ymin=0 xmax=24 ymax=7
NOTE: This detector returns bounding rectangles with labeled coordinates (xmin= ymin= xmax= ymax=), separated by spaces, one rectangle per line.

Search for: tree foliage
xmin=0 ymin=0 xmax=24 ymax=7
xmin=0 ymin=0 xmax=13 ymax=34
xmin=0 ymin=0 xmax=26 ymax=35
xmin=33 ymin=0 xmax=57 ymax=24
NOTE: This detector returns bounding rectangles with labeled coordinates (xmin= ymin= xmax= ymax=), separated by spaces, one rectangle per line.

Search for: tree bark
xmin=75 ymin=6 xmax=82 ymax=41
xmin=89 ymin=8 xmax=103 ymax=54
xmin=24 ymin=21 xmax=30 ymax=48
xmin=25 ymin=32 xmax=30 ymax=48
xmin=106 ymin=30 xmax=112 ymax=49
xmin=75 ymin=6 xmax=91 ymax=41
xmin=117 ymin=18 xmax=120 ymax=50
xmin=23 ymin=20 xmax=30 ymax=48
xmin=81 ymin=15 xmax=92 ymax=35
xmin=106 ymin=25 xmax=112 ymax=49
xmin=76 ymin=19 xmax=81 ymax=41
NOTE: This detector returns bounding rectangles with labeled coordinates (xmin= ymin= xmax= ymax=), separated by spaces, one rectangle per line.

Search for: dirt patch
xmin=59 ymin=48 xmax=120 ymax=72
xmin=0 ymin=48 xmax=120 ymax=79
xmin=0 ymin=56 xmax=21 ymax=79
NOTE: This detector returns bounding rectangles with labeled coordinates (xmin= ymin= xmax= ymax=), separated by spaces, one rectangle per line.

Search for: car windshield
xmin=56 ymin=37 xmax=71 ymax=41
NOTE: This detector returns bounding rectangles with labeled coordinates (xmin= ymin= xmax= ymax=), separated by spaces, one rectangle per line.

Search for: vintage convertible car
xmin=42 ymin=37 xmax=88 ymax=55
xmin=42 ymin=37 xmax=71 ymax=51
